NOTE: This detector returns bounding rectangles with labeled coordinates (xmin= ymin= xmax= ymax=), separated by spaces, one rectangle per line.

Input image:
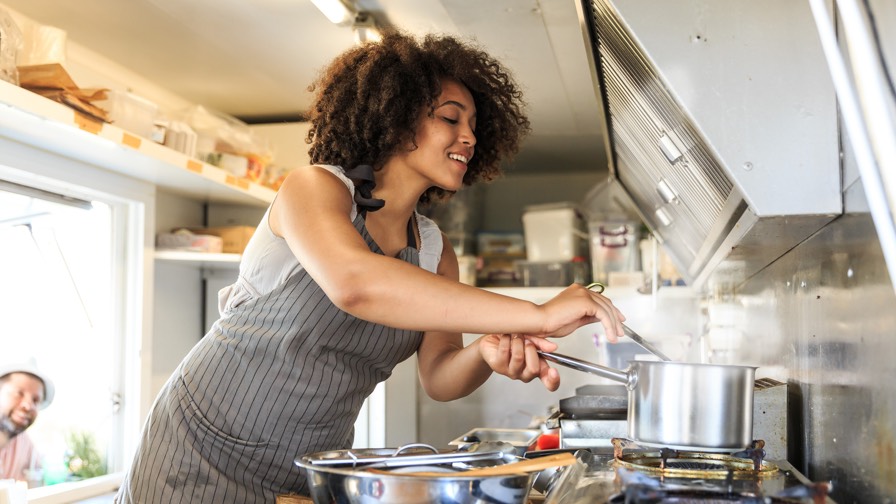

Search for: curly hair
xmin=306 ymin=31 xmax=531 ymax=204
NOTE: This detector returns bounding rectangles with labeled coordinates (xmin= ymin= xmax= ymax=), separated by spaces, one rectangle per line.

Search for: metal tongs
xmin=585 ymin=282 xmax=671 ymax=362
xmin=306 ymin=442 xmax=512 ymax=469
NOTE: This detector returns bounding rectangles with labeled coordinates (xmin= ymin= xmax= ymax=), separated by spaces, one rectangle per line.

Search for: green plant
xmin=64 ymin=431 xmax=107 ymax=479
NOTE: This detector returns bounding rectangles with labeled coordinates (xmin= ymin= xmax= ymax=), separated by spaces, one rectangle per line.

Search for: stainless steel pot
xmin=538 ymin=351 xmax=757 ymax=452
xmin=295 ymin=445 xmax=540 ymax=504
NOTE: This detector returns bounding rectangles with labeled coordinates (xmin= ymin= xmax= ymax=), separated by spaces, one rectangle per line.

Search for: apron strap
xmin=343 ymin=164 xmax=385 ymax=217
xmin=344 ymin=164 xmax=416 ymax=250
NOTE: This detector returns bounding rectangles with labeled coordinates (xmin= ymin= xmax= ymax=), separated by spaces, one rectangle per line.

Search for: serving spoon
xmin=586 ymin=282 xmax=672 ymax=362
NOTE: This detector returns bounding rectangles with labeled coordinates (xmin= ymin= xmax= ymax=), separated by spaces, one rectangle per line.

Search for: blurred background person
xmin=0 ymin=359 xmax=54 ymax=483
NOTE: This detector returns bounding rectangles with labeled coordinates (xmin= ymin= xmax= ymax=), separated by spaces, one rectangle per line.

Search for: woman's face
xmin=400 ymin=78 xmax=477 ymax=192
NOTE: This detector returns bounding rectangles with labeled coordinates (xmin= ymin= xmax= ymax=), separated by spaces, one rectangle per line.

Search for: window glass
xmin=0 ymin=188 xmax=116 ymax=486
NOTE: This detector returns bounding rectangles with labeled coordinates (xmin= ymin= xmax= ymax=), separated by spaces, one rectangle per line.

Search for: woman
xmin=117 ymin=32 xmax=625 ymax=503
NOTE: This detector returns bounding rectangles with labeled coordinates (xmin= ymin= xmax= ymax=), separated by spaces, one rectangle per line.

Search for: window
xmin=0 ymin=162 xmax=151 ymax=502
xmin=0 ymin=182 xmax=118 ymax=487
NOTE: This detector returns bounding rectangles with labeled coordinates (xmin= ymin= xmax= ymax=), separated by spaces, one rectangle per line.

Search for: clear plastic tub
xmin=96 ymin=90 xmax=159 ymax=139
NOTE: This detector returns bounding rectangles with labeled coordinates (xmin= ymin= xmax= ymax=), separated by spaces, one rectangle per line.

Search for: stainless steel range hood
xmin=575 ymin=0 xmax=842 ymax=290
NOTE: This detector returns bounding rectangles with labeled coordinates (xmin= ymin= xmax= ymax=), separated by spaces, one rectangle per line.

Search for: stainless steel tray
xmin=449 ymin=428 xmax=541 ymax=456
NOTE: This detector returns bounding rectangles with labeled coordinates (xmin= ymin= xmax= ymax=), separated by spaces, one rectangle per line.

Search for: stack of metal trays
xmin=551 ymin=384 xmax=629 ymax=449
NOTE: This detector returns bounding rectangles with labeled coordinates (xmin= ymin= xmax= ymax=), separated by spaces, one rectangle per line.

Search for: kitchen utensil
xmin=525 ymin=449 xmax=593 ymax=494
xmin=296 ymin=446 xmax=542 ymax=504
xmin=537 ymin=350 xmax=756 ymax=452
xmin=622 ymin=324 xmax=672 ymax=361
xmin=382 ymin=452 xmax=576 ymax=478
xmin=584 ymin=282 xmax=672 ymax=361
xmin=302 ymin=443 xmax=513 ymax=468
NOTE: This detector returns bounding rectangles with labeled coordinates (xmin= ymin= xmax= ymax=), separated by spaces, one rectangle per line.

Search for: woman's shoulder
xmin=279 ymin=164 xmax=356 ymax=204
xmin=277 ymin=165 xmax=359 ymax=222
xmin=286 ymin=164 xmax=352 ymax=191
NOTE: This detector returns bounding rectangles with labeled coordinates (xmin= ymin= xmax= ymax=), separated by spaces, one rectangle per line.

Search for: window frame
xmin=0 ymin=136 xmax=156 ymax=502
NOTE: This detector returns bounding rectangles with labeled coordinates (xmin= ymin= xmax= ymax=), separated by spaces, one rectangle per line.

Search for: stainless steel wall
xmin=738 ymin=213 xmax=896 ymax=503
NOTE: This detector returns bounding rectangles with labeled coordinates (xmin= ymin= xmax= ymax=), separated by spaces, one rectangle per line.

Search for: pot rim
xmin=629 ymin=360 xmax=758 ymax=371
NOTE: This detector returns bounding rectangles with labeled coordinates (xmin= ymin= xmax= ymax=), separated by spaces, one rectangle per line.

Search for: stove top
xmin=539 ymin=439 xmax=836 ymax=504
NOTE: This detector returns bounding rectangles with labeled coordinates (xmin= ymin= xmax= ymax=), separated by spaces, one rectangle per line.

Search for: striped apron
xmin=117 ymin=214 xmax=424 ymax=503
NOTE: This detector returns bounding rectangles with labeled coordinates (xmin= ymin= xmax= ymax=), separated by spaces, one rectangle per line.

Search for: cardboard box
xmin=276 ymin=495 xmax=312 ymax=504
xmin=188 ymin=226 xmax=255 ymax=254
xmin=476 ymin=231 xmax=525 ymax=255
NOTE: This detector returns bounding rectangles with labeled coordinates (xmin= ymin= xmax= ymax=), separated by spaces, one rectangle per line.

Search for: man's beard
xmin=0 ymin=415 xmax=28 ymax=438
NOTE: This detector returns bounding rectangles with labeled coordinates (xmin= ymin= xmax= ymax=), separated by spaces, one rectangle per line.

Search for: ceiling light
xmin=353 ymin=12 xmax=382 ymax=44
xmin=310 ymin=0 xmax=356 ymax=26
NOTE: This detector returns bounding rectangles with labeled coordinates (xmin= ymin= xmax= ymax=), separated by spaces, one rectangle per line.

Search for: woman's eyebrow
xmin=438 ymin=100 xmax=469 ymax=110
xmin=437 ymin=100 xmax=476 ymax=118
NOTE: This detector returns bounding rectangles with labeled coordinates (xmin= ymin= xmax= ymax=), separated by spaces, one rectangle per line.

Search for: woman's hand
xmin=479 ymin=334 xmax=562 ymax=391
xmin=537 ymin=284 xmax=626 ymax=342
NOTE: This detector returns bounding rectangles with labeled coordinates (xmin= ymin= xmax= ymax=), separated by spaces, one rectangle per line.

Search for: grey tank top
xmin=117 ymin=213 xmax=426 ymax=503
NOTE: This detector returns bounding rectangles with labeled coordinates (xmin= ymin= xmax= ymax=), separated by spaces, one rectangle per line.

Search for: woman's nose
xmin=460 ymin=127 xmax=476 ymax=146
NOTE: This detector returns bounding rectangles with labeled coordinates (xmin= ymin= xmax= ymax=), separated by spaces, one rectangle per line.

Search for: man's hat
xmin=0 ymin=358 xmax=55 ymax=409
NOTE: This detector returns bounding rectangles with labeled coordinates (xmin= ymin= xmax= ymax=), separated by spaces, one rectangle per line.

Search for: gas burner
xmin=607 ymin=490 xmax=770 ymax=503
xmin=605 ymin=468 xmax=833 ymax=504
xmin=607 ymin=489 xmax=813 ymax=503
xmin=613 ymin=451 xmax=779 ymax=480
xmin=611 ymin=439 xmax=778 ymax=479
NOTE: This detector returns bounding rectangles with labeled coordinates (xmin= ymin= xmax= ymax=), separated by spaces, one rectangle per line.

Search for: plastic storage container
xmin=521 ymin=202 xmax=588 ymax=262
xmin=515 ymin=259 xmax=589 ymax=287
xmin=588 ymin=220 xmax=640 ymax=283
xmin=96 ymin=90 xmax=159 ymax=139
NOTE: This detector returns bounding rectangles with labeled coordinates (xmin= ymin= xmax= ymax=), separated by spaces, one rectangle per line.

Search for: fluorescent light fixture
xmin=353 ymin=12 xmax=382 ymax=44
xmin=310 ymin=0 xmax=356 ymax=25
xmin=353 ymin=25 xmax=383 ymax=44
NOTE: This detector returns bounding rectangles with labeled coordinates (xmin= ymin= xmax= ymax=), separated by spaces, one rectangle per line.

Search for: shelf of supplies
xmin=154 ymin=250 xmax=241 ymax=267
xmin=0 ymin=80 xmax=276 ymax=207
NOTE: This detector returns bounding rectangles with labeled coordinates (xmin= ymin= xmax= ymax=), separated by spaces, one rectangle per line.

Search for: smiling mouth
xmin=448 ymin=153 xmax=469 ymax=164
xmin=11 ymin=412 xmax=33 ymax=427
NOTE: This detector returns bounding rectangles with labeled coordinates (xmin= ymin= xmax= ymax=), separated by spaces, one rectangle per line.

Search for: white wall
xmin=249 ymin=122 xmax=312 ymax=169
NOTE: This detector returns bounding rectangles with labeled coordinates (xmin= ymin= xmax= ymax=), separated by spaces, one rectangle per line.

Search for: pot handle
xmin=537 ymin=350 xmax=632 ymax=386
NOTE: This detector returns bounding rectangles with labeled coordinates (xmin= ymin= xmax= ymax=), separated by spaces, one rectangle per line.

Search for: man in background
xmin=0 ymin=359 xmax=54 ymax=482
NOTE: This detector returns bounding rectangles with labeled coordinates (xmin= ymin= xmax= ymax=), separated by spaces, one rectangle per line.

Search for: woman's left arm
xmin=416 ymin=235 xmax=562 ymax=401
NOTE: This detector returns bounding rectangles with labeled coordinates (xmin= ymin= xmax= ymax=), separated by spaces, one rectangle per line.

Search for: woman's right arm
xmin=269 ymin=166 xmax=625 ymax=341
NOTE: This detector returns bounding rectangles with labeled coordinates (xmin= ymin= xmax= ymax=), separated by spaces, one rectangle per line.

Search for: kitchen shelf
xmin=0 ymin=80 xmax=275 ymax=207
xmin=154 ymin=250 xmax=241 ymax=267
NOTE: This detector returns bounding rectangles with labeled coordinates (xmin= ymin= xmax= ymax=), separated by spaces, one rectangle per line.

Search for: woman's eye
xmin=441 ymin=116 xmax=458 ymax=125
